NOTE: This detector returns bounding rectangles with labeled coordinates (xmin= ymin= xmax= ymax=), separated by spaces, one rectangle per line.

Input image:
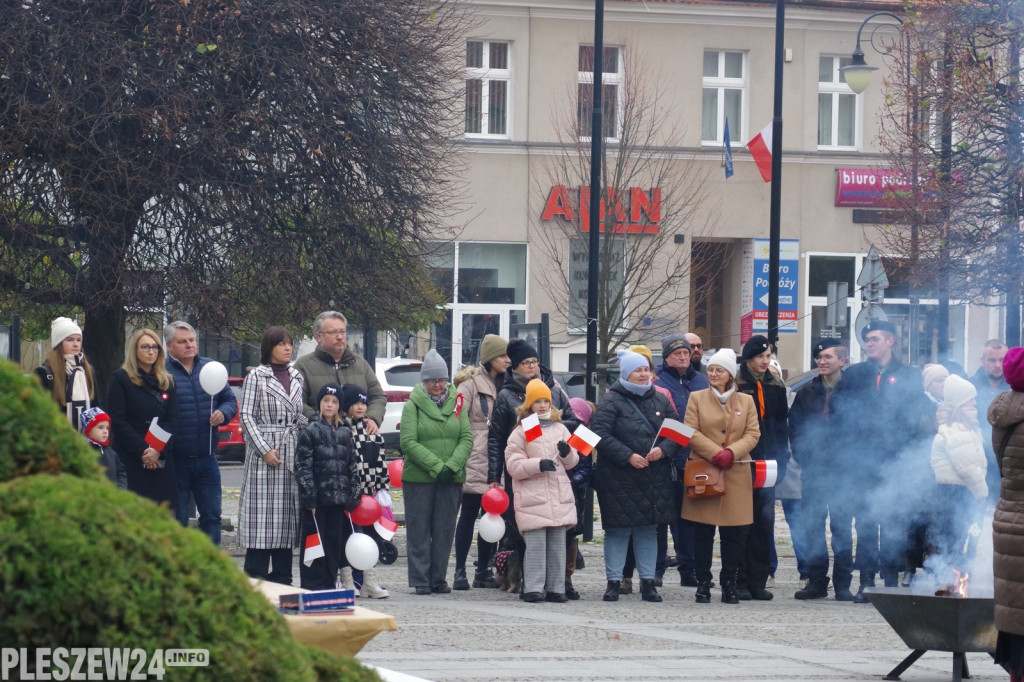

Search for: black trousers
xmin=454 ymin=492 xmax=496 ymax=573
xmin=244 ymin=548 xmax=294 ymax=585
xmin=801 ymin=469 xmax=854 ymax=590
xmin=694 ymin=522 xmax=748 ymax=585
xmin=738 ymin=487 xmax=775 ymax=591
xmin=299 ymin=506 xmax=352 ymax=591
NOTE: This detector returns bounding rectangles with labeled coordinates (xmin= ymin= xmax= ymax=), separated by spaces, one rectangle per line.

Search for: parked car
xmin=785 ymin=368 xmax=821 ymax=408
xmin=552 ymin=371 xmax=587 ymax=400
xmin=375 ymin=357 xmax=422 ymax=452
xmin=216 ymin=377 xmax=246 ymax=463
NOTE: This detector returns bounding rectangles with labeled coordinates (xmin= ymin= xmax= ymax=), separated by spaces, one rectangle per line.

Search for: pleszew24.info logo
xmin=2 ymin=648 xmax=209 ymax=680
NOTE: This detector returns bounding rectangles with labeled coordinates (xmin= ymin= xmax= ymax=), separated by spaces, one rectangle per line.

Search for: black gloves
xmin=436 ymin=467 xmax=455 ymax=484
xmin=539 ymin=459 xmax=557 ymax=472
xmin=557 ymin=441 xmax=571 ymax=458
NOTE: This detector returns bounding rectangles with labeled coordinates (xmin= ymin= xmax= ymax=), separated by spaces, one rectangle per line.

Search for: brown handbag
xmin=684 ymin=458 xmax=726 ymax=499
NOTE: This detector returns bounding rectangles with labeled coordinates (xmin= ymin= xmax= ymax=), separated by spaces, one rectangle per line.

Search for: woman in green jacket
xmin=400 ymin=349 xmax=473 ymax=595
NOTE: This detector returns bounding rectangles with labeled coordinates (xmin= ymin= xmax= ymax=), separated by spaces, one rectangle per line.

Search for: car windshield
xmin=384 ymin=365 xmax=421 ymax=388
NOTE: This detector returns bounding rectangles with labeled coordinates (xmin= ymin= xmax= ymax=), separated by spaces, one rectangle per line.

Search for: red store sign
xmin=541 ymin=185 xmax=661 ymax=234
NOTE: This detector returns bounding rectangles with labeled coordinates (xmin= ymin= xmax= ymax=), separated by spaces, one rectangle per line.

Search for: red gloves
xmin=711 ymin=449 xmax=734 ymax=469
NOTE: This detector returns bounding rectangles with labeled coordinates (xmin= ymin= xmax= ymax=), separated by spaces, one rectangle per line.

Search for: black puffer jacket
xmin=591 ymin=382 xmax=680 ymax=528
xmin=736 ymin=364 xmax=791 ymax=478
xmin=487 ymin=365 xmax=578 ymax=484
xmin=295 ymin=418 xmax=361 ymax=511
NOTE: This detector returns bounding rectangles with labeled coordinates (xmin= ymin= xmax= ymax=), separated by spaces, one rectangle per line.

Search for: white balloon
xmin=345 ymin=533 xmax=380 ymax=571
xmin=199 ymin=361 xmax=228 ymax=396
xmin=478 ymin=512 xmax=506 ymax=543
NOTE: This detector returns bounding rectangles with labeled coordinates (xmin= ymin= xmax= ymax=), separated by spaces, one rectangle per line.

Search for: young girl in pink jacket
xmin=504 ymin=379 xmax=580 ymax=602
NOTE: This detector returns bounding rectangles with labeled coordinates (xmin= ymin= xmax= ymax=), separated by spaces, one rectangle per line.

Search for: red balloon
xmin=481 ymin=488 xmax=509 ymax=515
xmin=351 ymin=495 xmax=382 ymax=526
xmin=387 ymin=459 xmax=403 ymax=489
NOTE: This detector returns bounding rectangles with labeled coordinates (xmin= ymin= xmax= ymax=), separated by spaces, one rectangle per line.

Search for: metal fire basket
xmin=865 ymin=587 xmax=997 ymax=682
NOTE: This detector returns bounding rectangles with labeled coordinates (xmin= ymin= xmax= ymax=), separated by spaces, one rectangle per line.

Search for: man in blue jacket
xmin=165 ymin=321 xmax=238 ymax=544
xmin=655 ymin=333 xmax=709 ymax=587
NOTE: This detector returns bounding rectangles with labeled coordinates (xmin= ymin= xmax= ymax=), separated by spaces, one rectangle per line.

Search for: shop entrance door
xmin=453 ymin=310 xmax=505 ymax=370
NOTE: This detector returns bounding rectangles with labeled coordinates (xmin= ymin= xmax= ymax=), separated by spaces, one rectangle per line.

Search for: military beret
xmin=812 ymin=337 xmax=846 ymax=360
xmin=861 ymin=319 xmax=897 ymax=341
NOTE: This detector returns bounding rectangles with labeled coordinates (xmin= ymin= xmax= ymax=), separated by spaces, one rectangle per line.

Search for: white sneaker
xmin=337 ymin=566 xmax=356 ymax=591
xmin=360 ymin=570 xmax=390 ymax=599
xmin=766 ymin=576 xmax=776 ymax=588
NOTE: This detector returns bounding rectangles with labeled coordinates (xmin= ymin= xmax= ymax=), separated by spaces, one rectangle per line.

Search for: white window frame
xmin=578 ymin=45 xmax=623 ymax=143
xmin=817 ymin=55 xmax=861 ymax=150
xmin=464 ymin=40 xmax=511 ymax=139
xmin=701 ymin=49 xmax=747 ymax=146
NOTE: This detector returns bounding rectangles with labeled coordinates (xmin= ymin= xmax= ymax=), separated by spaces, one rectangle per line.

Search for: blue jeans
xmin=782 ymin=498 xmax=808 ymax=577
xmin=175 ymin=455 xmax=222 ymax=544
xmin=605 ymin=525 xmax=658 ymax=581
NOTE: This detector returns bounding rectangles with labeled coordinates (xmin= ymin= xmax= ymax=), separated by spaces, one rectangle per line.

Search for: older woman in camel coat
xmin=681 ymin=348 xmax=760 ymax=605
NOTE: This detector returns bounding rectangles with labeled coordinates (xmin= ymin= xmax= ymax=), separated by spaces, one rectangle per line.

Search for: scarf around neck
xmin=64 ymin=353 xmax=91 ymax=411
xmin=618 ymin=377 xmax=651 ymax=396
xmin=711 ymin=385 xmax=736 ymax=405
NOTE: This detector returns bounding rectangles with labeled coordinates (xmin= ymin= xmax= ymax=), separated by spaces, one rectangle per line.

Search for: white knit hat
xmin=943 ymin=375 xmax=977 ymax=408
xmin=706 ymin=348 xmax=738 ymax=378
xmin=51 ymin=317 xmax=82 ymax=350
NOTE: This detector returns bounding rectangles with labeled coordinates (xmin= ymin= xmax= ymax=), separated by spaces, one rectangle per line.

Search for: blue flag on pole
xmin=724 ymin=117 xmax=735 ymax=179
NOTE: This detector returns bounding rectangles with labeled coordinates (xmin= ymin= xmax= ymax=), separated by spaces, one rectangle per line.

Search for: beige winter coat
xmin=989 ymin=390 xmax=1024 ymax=636
xmin=504 ymin=420 xmax=579 ymax=533
xmin=456 ymin=367 xmax=500 ymax=495
xmin=930 ymin=421 xmax=988 ymax=499
xmin=681 ymin=388 xmax=761 ymax=527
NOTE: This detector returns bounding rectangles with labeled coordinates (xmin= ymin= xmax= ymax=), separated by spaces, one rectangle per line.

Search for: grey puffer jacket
xmin=295 ymin=417 xmax=361 ymax=511
xmin=990 ymin=390 xmax=1024 ymax=636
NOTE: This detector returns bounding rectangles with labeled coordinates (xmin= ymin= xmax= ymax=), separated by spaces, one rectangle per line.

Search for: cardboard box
xmin=279 ymin=588 xmax=355 ymax=614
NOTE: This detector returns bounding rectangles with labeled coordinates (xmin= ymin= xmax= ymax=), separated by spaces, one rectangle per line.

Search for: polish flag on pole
xmin=374 ymin=516 xmax=400 ymax=541
xmin=656 ymin=419 xmax=696 ymax=447
xmin=747 ymin=122 xmax=773 ymax=183
xmin=753 ymin=460 xmax=779 ymax=488
xmin=144 ymin=417 xmax=172 ymax=452
xmin=303 ymin=517 xmax=326 ymax=566
xmin=522 ymin=413 xmax=543 ymax=442
xmin=567 ymin=425 xmax=601 ymax=456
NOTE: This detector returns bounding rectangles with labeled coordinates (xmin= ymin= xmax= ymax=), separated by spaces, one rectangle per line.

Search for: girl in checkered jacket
xmin=341 ymin=383 xmax=390 ymax=599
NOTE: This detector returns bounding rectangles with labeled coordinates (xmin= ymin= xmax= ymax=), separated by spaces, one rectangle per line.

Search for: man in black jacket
xmin=735 ymin=335 xmax=789 ymax=600
xmin=790 ymin=339 xmax=854 ymax=600
xmin=842 ymin=321 xmax=934 ymax=602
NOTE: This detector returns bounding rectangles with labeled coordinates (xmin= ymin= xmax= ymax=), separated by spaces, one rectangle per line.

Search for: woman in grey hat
xmin=400 ymin=349 xmax=473 ymax=594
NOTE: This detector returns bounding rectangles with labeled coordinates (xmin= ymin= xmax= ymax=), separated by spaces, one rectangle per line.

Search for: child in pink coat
xmin=504 ymin=379 xmax=579 ymax=602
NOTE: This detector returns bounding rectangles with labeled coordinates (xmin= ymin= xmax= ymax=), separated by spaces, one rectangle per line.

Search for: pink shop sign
xmin=835 ymin=168 xmax=908 ymax=208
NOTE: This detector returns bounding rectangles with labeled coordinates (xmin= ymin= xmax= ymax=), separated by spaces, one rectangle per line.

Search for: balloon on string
xmin=345 ymin=533 xmax=379 ymax=570
xmin=387 ymin=459 xmax=404 ymax=489
xmin=350 ymin=495 xmax=382 ymax=526
xmin=481 ymin=488 xmax=509 ymax=515
xmin=478 ymin=512 xmax=506 ymax=543
xmin=199 ymin=361 xmax=229 ymax=396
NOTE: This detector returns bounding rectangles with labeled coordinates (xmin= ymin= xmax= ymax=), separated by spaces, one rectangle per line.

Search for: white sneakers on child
xmin=359 ymin=569 xmax=390 ymax=599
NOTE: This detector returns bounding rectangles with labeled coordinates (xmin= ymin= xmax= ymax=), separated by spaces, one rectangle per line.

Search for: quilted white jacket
xmin=931 ymin=421 xmax=988 ymax=500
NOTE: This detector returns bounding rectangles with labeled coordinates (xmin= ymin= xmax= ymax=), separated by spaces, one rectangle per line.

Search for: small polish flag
xmin=303 ymin=531 xmax=325 ymax=566
xmin=656 ymin=419 xmax=696 ymax=447
xmin=374 ymin=516 xmax=400 ymax=541
xmin=753 ymin=460 xmax=779 ymax=488
xmin=747 ymin=122 xmax=773 ymax=183
xmin=567 ymin=425 xmax=600 ymax=456
xmin=144 ymin=417 xmax=172 ymax=452
xmin=522 ymin=413 xmax=542 ymax=442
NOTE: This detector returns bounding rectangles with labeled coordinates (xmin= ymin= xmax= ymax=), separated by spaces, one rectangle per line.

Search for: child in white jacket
xmin=930 ymin=374 xmax=988 ymax=566
xmin=504 ymin=379 xmax=579 ymax=603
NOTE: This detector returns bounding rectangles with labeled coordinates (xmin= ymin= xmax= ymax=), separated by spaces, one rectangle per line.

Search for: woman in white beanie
xmin=34 ymin=316 xmax=96 ymax=430
xmin=681 ymin=347 xmax=761 ymax=604
xmin=929 ymin=374 xmax=987 ymax=569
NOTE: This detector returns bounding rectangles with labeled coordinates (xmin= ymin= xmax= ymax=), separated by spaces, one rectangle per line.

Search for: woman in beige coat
xmin=682 ymin=348 xmax=760 ymax=604
xmin=452 ymin=334 xmax=510 ymax=590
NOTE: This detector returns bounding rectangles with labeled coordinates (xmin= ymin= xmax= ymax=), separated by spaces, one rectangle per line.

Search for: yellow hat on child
xmin=524 ymin=378 xmax=552 ymax=408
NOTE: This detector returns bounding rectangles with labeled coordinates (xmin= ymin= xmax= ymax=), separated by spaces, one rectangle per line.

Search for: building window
xmin=465 ymin=41 xmax=510 ymax=137
xmin=578 ymin=45 xmax=622 ymax=140
xmin=701 ymin=50 xmax=745 ymax=144
xmin=818 ymin=56 xmax=858 ymax=149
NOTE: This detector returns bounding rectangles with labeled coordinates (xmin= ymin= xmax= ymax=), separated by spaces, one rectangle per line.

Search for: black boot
xmin=452 ymin=568 xmax=470 ymax=591
xmin=795 ymin=580 xmax=828 ymax=600
xmin=565 ymin=576 xmax=580 ymax=600
xmin=603 ymin=580 xmax=620 ymax=602
xmin=695 ymin=581 xmax=712 ymax=604
xmin=640 ymin=579 xmax=663 ymax=603
xmin=721 ymin=582 xmax=740 ymax=605
xmin=473 ymin=568 xmax=498 ymax=589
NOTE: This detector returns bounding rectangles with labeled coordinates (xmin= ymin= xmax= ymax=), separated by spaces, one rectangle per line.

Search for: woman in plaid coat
xmin=238 ymin=326 xmax=307 ymax=585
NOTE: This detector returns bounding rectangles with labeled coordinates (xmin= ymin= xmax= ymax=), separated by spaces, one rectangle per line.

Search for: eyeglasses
xmin=518 ymin=359 xmax=539 ymax=367
xmin=691 ymin=343 xmax=703 ymax=349
xmin=139 ymin=344 xmax=160 ymax=352
xmin=424 ymin=378 xmax=448 ymax=385
xmin=319 ymin=330 xmax=347 ymax=337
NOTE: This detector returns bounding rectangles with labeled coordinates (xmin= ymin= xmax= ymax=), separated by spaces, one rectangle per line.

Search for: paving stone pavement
xmin=216 ymin=484 xmax=1005 ymax=682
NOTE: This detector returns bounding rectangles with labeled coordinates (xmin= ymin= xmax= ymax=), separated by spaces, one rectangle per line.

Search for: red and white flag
xmin=747 ymin=122 xmax=773 ymax=183
xmin=522 ymin=413 xmax=542 ymax=442
xmin=374 ymin=515 xmax=399 ymax=541
xmin=656 ymin=419 xmax=695 ymax=447
xmin=303 ymin=530 xmax=325 ymax=566
xmin=753 ymin=460 xmax=778 ymax=488
xmin=144 ymin=417 xmax=172 ymax=452
xmin=567 ymin=425 xmax=600 ymax=456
